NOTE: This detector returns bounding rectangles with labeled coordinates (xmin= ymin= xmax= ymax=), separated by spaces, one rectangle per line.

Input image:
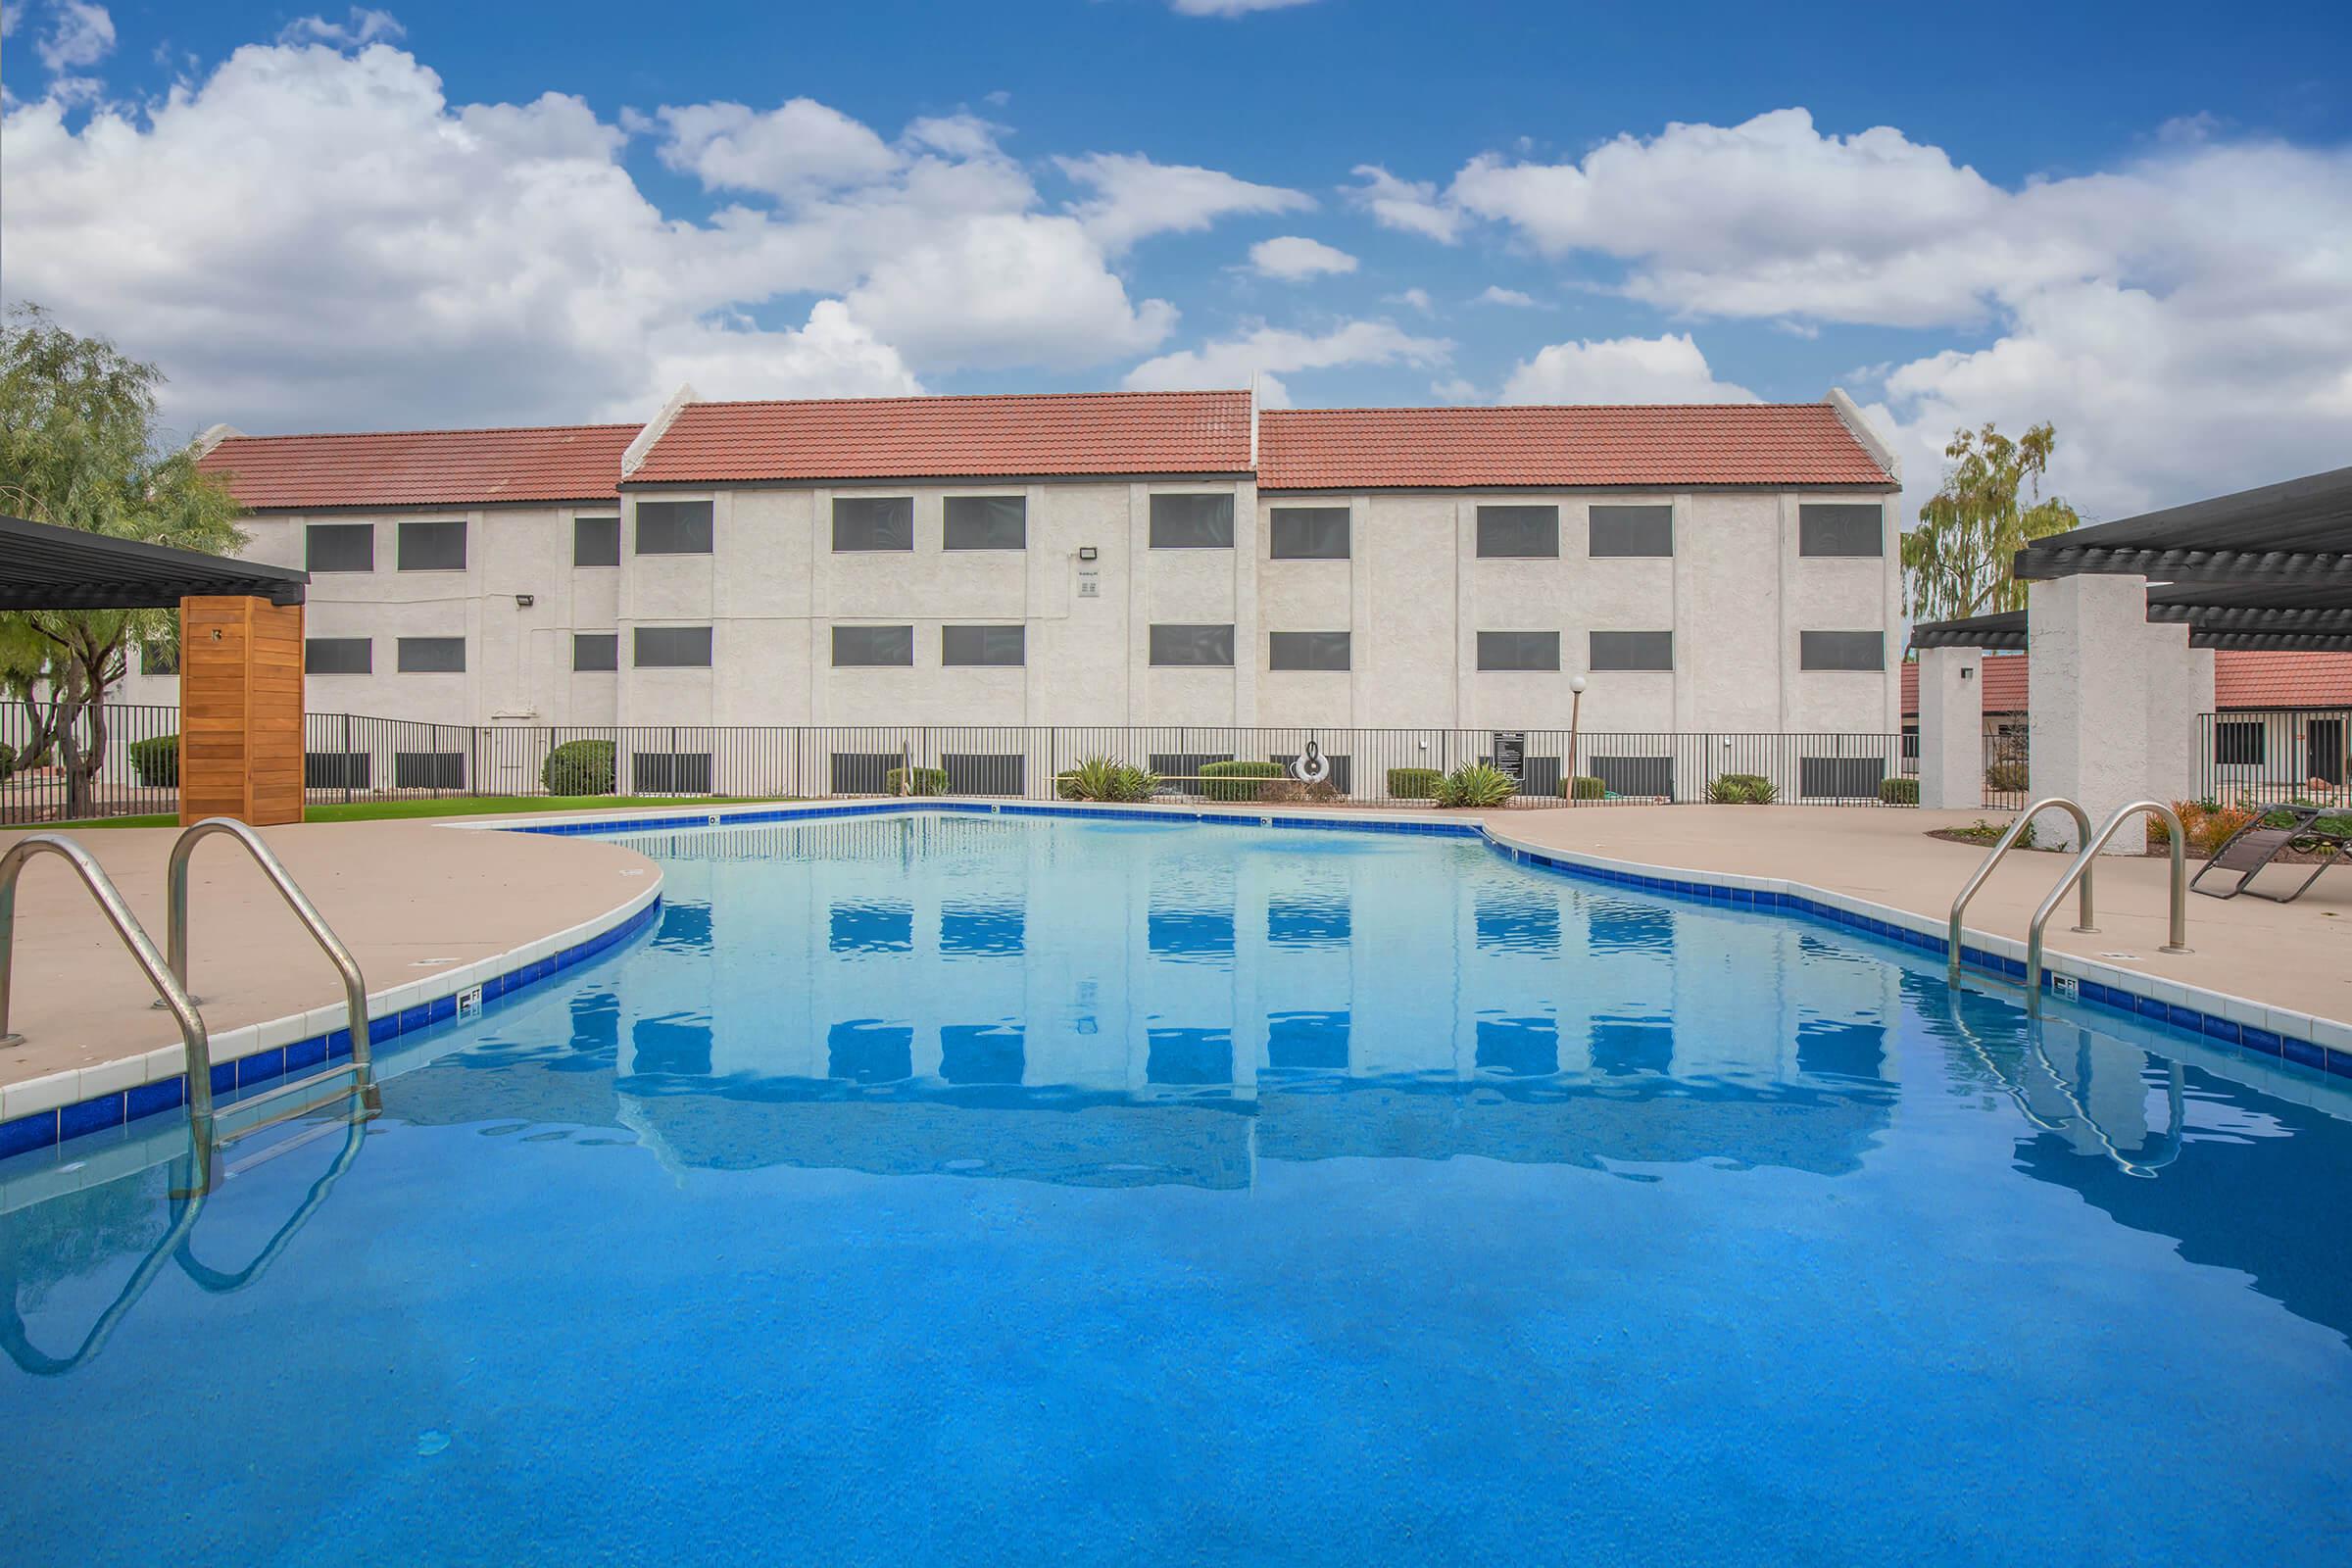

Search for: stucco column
xmin=1916 ymin=645 xmax=1983 ymax=810
xmin=2140 ymin=624 xmax=2213 ymax=808
xmin=2028 ymin=573 xmax=2153 ymax=852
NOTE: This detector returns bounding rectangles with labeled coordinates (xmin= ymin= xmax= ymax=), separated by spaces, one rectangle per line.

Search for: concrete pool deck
xmin=0 ymin=820 xmax=659 ymax=1109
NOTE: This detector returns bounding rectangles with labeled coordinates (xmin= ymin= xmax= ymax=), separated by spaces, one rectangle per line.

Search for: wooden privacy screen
xmin=178 ymin=595 xmax=304 ymax=826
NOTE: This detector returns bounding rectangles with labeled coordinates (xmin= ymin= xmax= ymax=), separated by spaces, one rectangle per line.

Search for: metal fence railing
xmin=1983 ymin=727 xmax=2030 ymax=811
xmin=2197 ymin=709 xmax=2351 ymax=809
xmin=0 ymin=701 xmax=184 ymax=824
xmin=0 ymin=707 xmax=1934 ymax=824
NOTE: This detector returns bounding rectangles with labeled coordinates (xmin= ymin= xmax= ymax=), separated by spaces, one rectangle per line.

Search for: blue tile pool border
xmin=504 ymin=796 xmax=2352 ymax=1083
xmin=0 ymin=893 xmax=663 ymax=1164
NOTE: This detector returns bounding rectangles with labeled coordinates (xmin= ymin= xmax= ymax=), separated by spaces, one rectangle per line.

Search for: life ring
xmin=1289 ymin=740 xmax=1332 ymax=785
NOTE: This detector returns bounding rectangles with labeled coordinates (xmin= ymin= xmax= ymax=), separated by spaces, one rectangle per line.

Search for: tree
xmin=0 ymin=306 xmax=244 ymax=817
xmin=1900 ymin=421 xmax=2080 ymax=625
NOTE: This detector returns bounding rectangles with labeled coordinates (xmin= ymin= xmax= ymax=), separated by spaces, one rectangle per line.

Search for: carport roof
xmin=2014 ymin=465 xmax=2352 ymax=585
xmin=0 ymin=514 xmax=308 ymax=609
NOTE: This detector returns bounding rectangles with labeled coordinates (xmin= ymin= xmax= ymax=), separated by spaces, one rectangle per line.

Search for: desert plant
xmin=1433 ymin=762 xmax=1518 ymax=808
xmin=542 ymin=738 xmax=616 ymax=796
xmin=1387 ymin=766 xmax=1443 ymax=800
xmin=884 ymin=765 xmax=948 ymax=797
xmin=1197 ymin=760 xmax=1287 ymax=802
xmin=1566 ymin=774 xmax=1604 ymax=801
xmin=1984 ymin=760 xmax=2030 ymax=794
xmin=1707 ymin=772 xmax=1777 ymax=805
xmin=1878 ymin=777 xmax=1920 ymax=806
xmin=127 ymin=732 xmax=178 ymax=787
xmin=1056 ymin=756 xmax=1158 ymax=803
xmin=0 ymin=739 xmax=17 ymax=781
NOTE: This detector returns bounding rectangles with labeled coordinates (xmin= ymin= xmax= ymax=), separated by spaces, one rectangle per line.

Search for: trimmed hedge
xmin=885 ymin=765 xmax=948 ymax=797
xmin=1198 ymin=760 xmax=1286 ymax=801
xmin=0 ymin=740 xmax=16 ymax=781
xmin=1567 ymin=774 xmax=1604 ymax=801
xmin=1878 ymin=777 xmax=1920 ymax=806
xmin=1387 ymin=766 xmax=1443 ymax=800
xmin=128 ymin=733 xmax=179 ymax=788
xmin=542 ymin=738 xmax=616 ymax=796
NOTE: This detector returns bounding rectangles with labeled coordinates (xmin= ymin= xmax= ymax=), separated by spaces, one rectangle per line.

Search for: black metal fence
xmin=1984 ymin=726 xmax=2030 ymax=810
xmin=0 ymin=701 xmax=184 ymax=825
xmin=2196 ymin=709 xmax=2351 ymax=808
xmin=0 ymin=706 xmax=1930 ymax=824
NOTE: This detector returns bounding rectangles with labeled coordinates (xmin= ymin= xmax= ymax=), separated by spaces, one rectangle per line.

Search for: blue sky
xmin=3 ymin=0 xmax=2349 ymax=520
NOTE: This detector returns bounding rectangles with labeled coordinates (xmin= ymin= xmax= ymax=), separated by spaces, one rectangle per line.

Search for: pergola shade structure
xmin=0 ymin=514 xmax=311 ymax=825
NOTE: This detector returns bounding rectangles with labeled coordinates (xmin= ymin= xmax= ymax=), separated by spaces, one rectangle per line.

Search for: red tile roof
xmin=1901 ymin=651 xmax=2352 ymax=715
xmin=629 ymin=390 xmax=1252 ymax=484
xmin=198 ymin=424 xmax=636 ymax=511
xmin=1255 ymin=403 xmax=1896 ymax=491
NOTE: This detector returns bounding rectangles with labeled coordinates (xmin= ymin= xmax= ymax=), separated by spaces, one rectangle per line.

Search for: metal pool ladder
xmin=2025 ymin=801 xmax=2190 ymax=1014
xmin=1947 ymin=797 xmax=2097 ymax=985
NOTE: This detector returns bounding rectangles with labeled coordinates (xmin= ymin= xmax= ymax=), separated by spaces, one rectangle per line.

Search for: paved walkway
xmin=1475 ymin=805 xmax=2352 ymax=1026
xmin=0 ymin=820 xmax=656 ymax=1094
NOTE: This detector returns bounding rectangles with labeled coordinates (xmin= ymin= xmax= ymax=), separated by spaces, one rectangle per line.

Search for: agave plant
xmin=1432 ymin=762 xmax=1518 ymax=808
xmin=1056 ymin=756 xmax=1160 ymax=803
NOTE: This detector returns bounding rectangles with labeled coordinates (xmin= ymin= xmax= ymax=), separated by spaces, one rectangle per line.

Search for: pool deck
xmin=0 ymin=820 xmax=658 ymax=1105
xmin=1473 ymin=805 xmax=2352 ymax=1028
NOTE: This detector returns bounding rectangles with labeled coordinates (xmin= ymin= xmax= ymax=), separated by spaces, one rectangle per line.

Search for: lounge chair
xmin=2189 ymin=805 xmax=2351 ymax=903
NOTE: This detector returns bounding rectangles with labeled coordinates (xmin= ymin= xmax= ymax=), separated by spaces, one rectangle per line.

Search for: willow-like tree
xmin=0 ymin=306 xmax=244 ymax=818
xmin=1901 ymin=421 xmax=2080 ymax=625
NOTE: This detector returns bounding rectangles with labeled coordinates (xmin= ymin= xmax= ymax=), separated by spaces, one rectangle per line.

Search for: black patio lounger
xmin=2189 ymin=805 xmax=2351 ymax=903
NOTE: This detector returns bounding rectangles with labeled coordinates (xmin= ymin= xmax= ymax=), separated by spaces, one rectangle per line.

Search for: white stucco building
xmin=124 ymin=387 xmax=1904 ymax=797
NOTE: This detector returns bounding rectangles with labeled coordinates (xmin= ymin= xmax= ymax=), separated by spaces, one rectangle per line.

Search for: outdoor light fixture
xmin=1078 ymin=546 xmax=1098 ymax=561
xmin=514 ymin=594 xmax=535 ymax=608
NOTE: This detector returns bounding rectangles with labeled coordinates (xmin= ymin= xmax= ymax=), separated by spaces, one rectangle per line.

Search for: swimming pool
xmin=4 ymin=809 xmax=2348 ymax=1564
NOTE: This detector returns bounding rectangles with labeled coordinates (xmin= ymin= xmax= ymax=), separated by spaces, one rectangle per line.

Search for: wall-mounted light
xmin=1961 ymin=665 xmax=1975 ymax=680
xmin=1078 ymin=546 xmax=1098 ymax=562
xmin=514 ymin=594 xmax=536 ymax=608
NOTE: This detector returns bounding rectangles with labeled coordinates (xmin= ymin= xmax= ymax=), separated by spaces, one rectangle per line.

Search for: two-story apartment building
xmin=123 ymin=386 xmax=1903 ymax=796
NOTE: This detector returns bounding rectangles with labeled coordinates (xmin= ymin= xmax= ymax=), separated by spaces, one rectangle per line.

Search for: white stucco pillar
xmin=2029 ymin=573 xmax=2154 ymax=852
xmin=2140 ymin=626 xmax=2214 ymax=808
xmin=1917 ymin=645 xmax=1983 ymax=810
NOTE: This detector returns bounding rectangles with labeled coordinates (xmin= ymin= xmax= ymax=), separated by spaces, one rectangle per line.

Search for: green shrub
xmin=1567 ymin=774 xmax=1604 ymax=801
xmin=128 ymin=733 xmax=179 ymax=788
xmin=1984 ymin=760 xmax=2030 ymax=794
xmin=884 ymin=765 xmax=948 ymax=797
xmin=1433 ymin=762 xmax=1518 ymax=808
xmin=1707 ymin=772 xmax=1777 ymax=805
xmin=1056 ymin=756 xmax=1158 ymax=803
xmin=1878 ymin=777 xmax=1920 ymax=806
xmin=1387 ymin=766 xmax=1443 ymax=800
xmin=1198 ymin=760 xmax=1286 ymax=802
xmin=542 ymin=739 xmax=616 ymax=796
xmin=0 ymin=740 xmax=15 ymax=781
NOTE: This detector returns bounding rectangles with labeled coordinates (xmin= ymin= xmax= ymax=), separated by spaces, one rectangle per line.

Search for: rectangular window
xmin=1592 ymin=756 xmax=1673 ymax=798
xmin=140 ymin=641 xmax=179 ymax=676
xmin=1271 ymin=752 xmax=1352 ymax=795
xmin=636 ymin=500 xmax=713 ymax=556
xmin=305 ymin=752 xmax=370 ymax=789
xmin=397 ymin=519 xmax=466 ymax=571
xmin=1149 ymin=623 xmax=1235 ymax=666
xmin=306 ymin=522 xmax=373 ymax=572
xmin=832 ymin=624 xmax=913 ymax=666
xmin=2215 ymin=720 xmax=2266 ymax=765
xmin=1150 ymin=493 xmax=1235 ymax=549
xmin=304 ymin=637 xmax=371 ymax=675
xmin=394 ymin=752 xmax=466 ymax=790
xmin=1590 ymin=630 xmax=1674 ymax=671
xmin=572 ymin=633 xmax=619 ymax=672
xmin=1799 ymin=757 xmax=1887 ymax=799
xmin=396 ymin=636 xmax=466 ymax=673
xmin=573 ymin=515 xmax=620 ymax=567
xmin=1476 ymin=631 xmax=1560 ymax=671
xmin=943 ymin=754 xmax=1025 ymax=797
xmin=1588 ymin=505 xmax=1673 ymax=558
xmin=830 ymin=753 xmax=898 ymax=794
xmin=941 ymin=625 xmax=1025 ymax=666
xmin=943 ymin=495 xmax=1026 ymax=551
xmin=635 ymin=626 xmax=714 ymax=667
xmin=1267 ymin=631 xmax=1350 ymax=671
xmin=1799 ymin=503 xmax=1885 ymax=557
xmin=833 ymin=495 xmax=913 ymax=552
xmin=632 ymin=752 xmax=712 ymax=794
xmin=1269 ymin=506 xmax=1348 ymax=560
xmin=1477 ymin=505 xmax=1559 ymax=559
xmin=1800 ymin=630 xmax=1886 ymax=671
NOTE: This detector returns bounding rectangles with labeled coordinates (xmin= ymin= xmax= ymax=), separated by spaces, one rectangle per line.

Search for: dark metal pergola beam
xmin=0 ymin=513 xmax=306 ymax=610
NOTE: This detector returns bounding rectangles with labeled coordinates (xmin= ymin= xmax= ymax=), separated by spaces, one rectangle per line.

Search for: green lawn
xmin=22 ymin=795 xmax=804 ymax=831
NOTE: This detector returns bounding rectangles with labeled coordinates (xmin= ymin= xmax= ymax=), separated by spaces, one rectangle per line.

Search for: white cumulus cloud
xmin=1500 ymin=333 xmax=1757 ymax=404
xmin=1125 ymin=319 xmax=1451 ymax=405
xmin=1476 ymin=285 xmax=1545 ymax=309
xmin=279 ymin=8 xmax=405 ymax=47
xmin=1345 ymin=164 xmax=1463 ymax=243
xmin=1246 ymin=235 xmax=1357 ymax=280
xmin=1056 ymin=151 xmax=1312 ymax=253
xmin=37 ymin=1 xmax=114 ymax=73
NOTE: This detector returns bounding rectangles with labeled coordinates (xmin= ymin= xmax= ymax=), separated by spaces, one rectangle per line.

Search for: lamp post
xmin=1567 ymin=673 xmax=1588 ymax=804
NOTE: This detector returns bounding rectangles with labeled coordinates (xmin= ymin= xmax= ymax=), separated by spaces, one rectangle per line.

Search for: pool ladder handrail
xmin=1947 ymin=797 xmax=2097 ymax=984
xmin=162 ymin=817 xmax=373 ymax=1081
xmin=2026 ymin=801 xmax=2191 ymax=1014
xmin=0 ymin=834 xmax=215 ymax=1127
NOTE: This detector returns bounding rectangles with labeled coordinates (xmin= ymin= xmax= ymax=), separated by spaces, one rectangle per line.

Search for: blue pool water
xmin=4 ymin=811 xmax=2350 ymax=1565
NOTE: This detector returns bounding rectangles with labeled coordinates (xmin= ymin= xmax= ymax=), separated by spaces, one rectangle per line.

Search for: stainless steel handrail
xmin=165 ymin=817 xmax=372 ymax=1075
xmin=1947 ymin=797 xmax=2096 ymax=982
xmin=2026 ymin=800 xmax=2191 ymax=1013
xmin=0 ymin=834 xmax=215 ymax=1127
